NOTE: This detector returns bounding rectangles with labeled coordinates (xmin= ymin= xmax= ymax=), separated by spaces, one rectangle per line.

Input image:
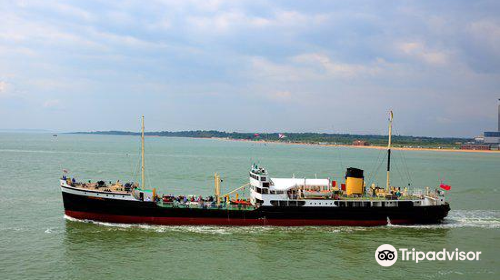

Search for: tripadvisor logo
xmin=375 ymin=244 xmax=398 ymax=267
xmin=375 ymin=244 xmax=481 ymax=267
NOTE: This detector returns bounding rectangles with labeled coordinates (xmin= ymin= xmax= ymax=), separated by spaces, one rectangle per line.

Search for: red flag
xmin=440 ymin=183 xmax=451 ymax=191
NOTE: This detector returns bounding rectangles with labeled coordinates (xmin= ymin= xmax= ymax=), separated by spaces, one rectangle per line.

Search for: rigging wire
xmin=392 ymin=151 xmax=406 ymax=188
xmin=125 ymin=152 xmax=136 ymax=183
xmin=146 ymin=164 xmax=154 ymax=190
xmin=367 ymin=151 xmax=386 ymax=188
xmin=148 ymin=137 xmax=164 ymax=190
xmin=336 ymin=146 xmax=344 ymax=174
xmin=144 ymin=135 xmax=155 ymax=190
xmin=365 ymin=147 xmax=384 ymax=187
xmin=399 ymin=149 xmax=413 ymax=186
xmin=392 ymin=124 xmax=413 ymax=187
xmin=132 ymin=142 xmax=141 ymax=185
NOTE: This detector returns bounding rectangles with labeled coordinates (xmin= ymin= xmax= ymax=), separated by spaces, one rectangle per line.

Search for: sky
xmin=0 ymin=0 xmax=499 ymax=137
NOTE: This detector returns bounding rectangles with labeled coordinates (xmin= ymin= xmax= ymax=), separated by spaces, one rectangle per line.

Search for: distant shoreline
xmin=208 ymin=137 xmax=499 ymax=154
xmin=68 ymin=131 xmax=499 ymax=153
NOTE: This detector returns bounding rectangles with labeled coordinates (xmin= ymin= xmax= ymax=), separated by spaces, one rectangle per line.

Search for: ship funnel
xmin=345 ymin=167 xmax=364 ymax=195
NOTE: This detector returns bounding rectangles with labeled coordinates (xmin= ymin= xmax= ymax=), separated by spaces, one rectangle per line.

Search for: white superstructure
xmin=248 ymin=165 xmax=446 ymax=208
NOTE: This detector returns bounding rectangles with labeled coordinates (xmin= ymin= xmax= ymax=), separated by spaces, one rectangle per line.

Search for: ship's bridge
xmin=249 ymin=165 xmax=269 ymax=184
xmin=249 ymin=164 xmax=334 ymax=206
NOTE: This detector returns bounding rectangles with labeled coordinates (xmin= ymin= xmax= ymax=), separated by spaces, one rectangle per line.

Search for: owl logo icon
xmin=375 ymin=244 xmax=398 ymax=267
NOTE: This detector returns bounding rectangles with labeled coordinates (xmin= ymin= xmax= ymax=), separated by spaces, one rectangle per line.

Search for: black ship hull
xmin=62 ymin=191 xmax=450 ymax=226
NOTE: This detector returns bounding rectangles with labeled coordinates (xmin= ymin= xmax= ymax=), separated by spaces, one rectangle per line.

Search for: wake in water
xmin=64 ymin=210 xmax=500 ymax=234
xmin=388 ymin=210 xmax=500 ymax=229
xmin=64 ymin=215 xmax=360 ymax=234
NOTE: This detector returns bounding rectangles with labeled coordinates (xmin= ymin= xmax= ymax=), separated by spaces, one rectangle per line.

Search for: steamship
xmin=61 ymin=113 xmax=450 ymax=226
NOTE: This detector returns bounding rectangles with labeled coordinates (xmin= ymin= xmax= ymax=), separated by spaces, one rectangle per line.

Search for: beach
xmin=209 ymin=137 xmax=500 ymax=154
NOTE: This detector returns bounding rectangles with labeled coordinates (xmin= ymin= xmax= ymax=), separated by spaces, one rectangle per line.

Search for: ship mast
xmin=214 ymin=173 xmax=221 ymax=206
xmin=386 ymin=111 xmax=393 ymax=191
xmin=141 ymin=116 xmax=145 ymax=189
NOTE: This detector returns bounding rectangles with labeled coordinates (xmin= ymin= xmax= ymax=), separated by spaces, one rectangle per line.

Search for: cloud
xmin=291 ymin=53 xmax=383 ymax=77
xmin=248 ymin=56 xmax=309 ymax=82
xmin=186 ymin=9 xmax=329 ymax=34
xmin=43 ymin=99 xmax=62 ymax=109
xmin=435 ymin=116 xmax=453 ymax=124
xmin=49 ymin=2 xmax=94 ymax=22
xmin=0 ymin=14 xmax=104 ymax=51
xmin=396 ymin=41 xmax=450 ymax=66
xmin=0 ymin=81 xmax=21 ymax=98
xmin=0 ymin=81 xmax=7 ymax=97
xmin=248 ymin=53 xmax=390 ymax=85
xmin=0 ymin=0 xmax=499 ymax=136
xmin=463 ymin=19 xmax=500 ymax=72
xmin=467 ymin=19 xmax=500 ymax=55
xmin=268 ymin=91 xmax=292 ymax=102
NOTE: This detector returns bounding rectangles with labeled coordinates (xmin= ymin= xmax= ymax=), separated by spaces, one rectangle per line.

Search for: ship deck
xmin=68 ymin=182 xmax=131 ymax=194
xmin=157 ymin=201 xmax=256 ymax=211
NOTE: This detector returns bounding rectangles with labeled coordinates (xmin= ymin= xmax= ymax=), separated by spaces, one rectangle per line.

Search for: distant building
xmin=460 ymin=144 xmax=491 ymax=150
xmin=470 ymin=99 xmax=500 ymax=150
xmin=484 ymin=132 xmax=500 ymax=145
xmin=352 ymin=140 xmax=370 ymax=146
xmin=474 ymin=136 xmax=484 ymax=143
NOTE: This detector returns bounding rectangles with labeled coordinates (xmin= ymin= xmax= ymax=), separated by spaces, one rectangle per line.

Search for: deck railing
xmin=157 ymin=201 xmax=256 ymax=211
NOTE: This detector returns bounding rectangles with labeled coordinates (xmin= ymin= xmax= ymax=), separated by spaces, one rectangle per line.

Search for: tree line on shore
xmin=73 ymin=130 xmax=470 ymax=148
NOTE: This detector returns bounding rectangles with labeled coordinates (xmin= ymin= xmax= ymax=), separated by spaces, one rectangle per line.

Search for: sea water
xmin=0 ymin=133 xmax=499 ymax=279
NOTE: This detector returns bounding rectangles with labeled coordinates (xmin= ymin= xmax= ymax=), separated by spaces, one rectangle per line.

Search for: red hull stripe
xmin=65 ymin=210 xmax=412 ymax=226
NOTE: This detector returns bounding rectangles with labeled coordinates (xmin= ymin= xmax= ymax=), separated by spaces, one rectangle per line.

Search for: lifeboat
xmin=230 ymin=199 xmax=252 ymax=206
